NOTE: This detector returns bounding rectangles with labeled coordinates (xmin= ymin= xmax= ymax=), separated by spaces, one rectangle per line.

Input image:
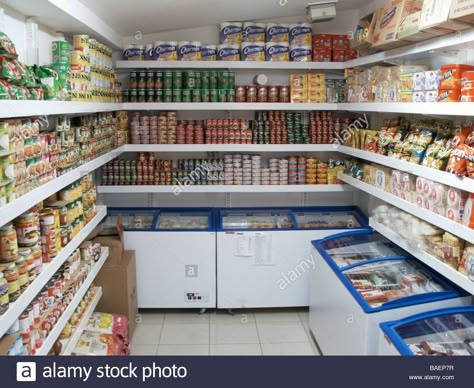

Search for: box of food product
xmin=397 ymin=11 xmax=440 ymax=42
xmin=94 ymin=250 xmax=138 ymax=338
xmin=352 ymin=10 xmax=379 ymax=50
xmin=413 ymin=91 xmax=426 ymax=102
xmin=412 ymin=71 xmax=426 ymax=91
xmin=312 ymin=47 xmax=332 ymax=62
xmin=420 ymin=0 xmax=471 ymax=32
xmin=312 ymin=34 xmax=333 ymax=48
xmin=399 ymin=91 xmax=414 ymax=102
xmin=308 ymin=89 xmax=326 ymax=103
xmin=363 ymin=164 xmax=377 ymax=185
xmin=346 ymin=48 xmax=359 ymax=60
xmin=332 ymin=49 xmax=347 ymax=62
xmin=425 ymin=90 xmax=439 ymax=102
xmin=450 ymin=0 xmax=474 ymax=24
xmin=374 ymin=165 xmax=392 ymax=192
xmin=308 ymin=73 xmax=325 ymax=90
xmin=332 ymin=34 xmax=350 ymax=49
xmin=400 ymin=73 xmax=414 ymax=92
xmin=373 ymin=0 xmax=424 ymax=49
xmin=290 ymin=74 xmax=307 ymax=103
xmin=425 ymin=69 xmax=441 ymax=90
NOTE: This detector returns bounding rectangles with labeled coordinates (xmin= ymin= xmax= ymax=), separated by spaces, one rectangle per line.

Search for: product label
xmin=266 ymin=26 xmax=289 ymax=42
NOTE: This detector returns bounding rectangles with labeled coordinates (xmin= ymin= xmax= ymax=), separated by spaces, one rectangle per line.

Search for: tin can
xmin=137 ymin=89 xmax=146 ymax=102
xmin=192 ymin=90 xmax=202 ymax=103
xmin=145 ymin=89 xmax=155 ymax=102
xmin=172 ymin=71 xmax=183 ymax=90
xmin=73 ymin=35 xmax=89 ymax=53
xmin=138 ymin=71 xmax=147 ymax=89
xmin=122 ymin=90 xmax=129 ymax=102
xmin=183 ymin=71 xmax=196 ymax=89
xmin=227 ymin=89 xmax=236 ymax=102
xmin=163 ymin=90 xmax=173 ymax=102
xmin=163 ymin=71 xmax=173 ymax=90
xmin=129 ymin=89 xmax=138 ymax=102
xmin=14 ymin=213 xmax=39 ymax=247
xmin=172 ymin=90 xmax=183 ymax=102
xmin=182 ymin=89 xmax=192 ymax=102
xmin=194 ymin=72 xmax=202 ymax=89
xmin=209 ymin=72 xmax=218 ymax=89
xmin=210 ymin=89 xmax=218 ymax=102
xmin=218 ymin=90 xmax=227 ymax=102
xmin=218 ymin=71 xmax=229 ymax=90
xmin=235 ymin=86 xmax=246 ymax=102
xmin=201 ymin=72 xmax=210 ymax=90
xmin=52 ymin=40 xmax=71 ymax=63
xmin=155 ymin=89 xmax=164 ymax=102
xmin=146 ymin=71 xmax=155 ymax=89
xmin=201 ymin=89 xmax=210 ymax=102
xmin=154 ymin=72 xmax=164 ymax=89
xmin=246 ymin=85 xmax=257 ymax=102
xmin=130 ymin=71 xmax=138 ymax=88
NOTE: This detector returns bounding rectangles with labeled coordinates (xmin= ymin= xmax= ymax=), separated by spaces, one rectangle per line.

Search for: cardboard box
xmin=398 ymin=11 xmax=440 ymax=42
xmin=373 ymin=0 xmax=424 ymax=49
xmin=94 ymin=250 xmax=138 ymax=338
xmin=312 ymin=47 xmax=332 ymax=62
xmin=312 ymin=34 xmax=332 ymax=48
xmin=308 ymin=73 xmax=325 ymax=90
xmin=450 ymin=0 xmax=474 ymax=24
xmin=332 ymin=34 xmax=350 ymax=49
xmin=332 ymin=49 xmax=347 ymax=62
xmin=351 ymin=10 xmax=379 ymax=50
xmin=93 ymin=215 xmax=124 ymax=267
xmin=420 ymin=0 xmax=471 ymax=32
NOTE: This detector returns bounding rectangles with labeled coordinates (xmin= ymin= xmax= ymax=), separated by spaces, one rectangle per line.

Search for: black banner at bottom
xmin=1 ymin=356 xmax=471 ymax=387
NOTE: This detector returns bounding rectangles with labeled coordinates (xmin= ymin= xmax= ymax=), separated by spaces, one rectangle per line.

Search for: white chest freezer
xmin=309 ymin=231 xmax=472 ymax=355
xmin=378 ymin=307 xmax=474 ymax=356
xmin=107 ymin=207 xmax=216 ymax=309
xmin=216 ymin=207 xmax=369 ymax=309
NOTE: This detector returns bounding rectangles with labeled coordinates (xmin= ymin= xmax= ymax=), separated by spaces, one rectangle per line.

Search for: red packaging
xmin=331 ymin=34 xmax=350 ymax=49
xmin=312 ymin=48 xmax=332 ymax=62
xmin=346 ymin=48 xmax=359 ymax=60
xmin=312 ymin=34 xmax=332 ymax=48
xmin=332 ymin=49 xmax=347 ymax=62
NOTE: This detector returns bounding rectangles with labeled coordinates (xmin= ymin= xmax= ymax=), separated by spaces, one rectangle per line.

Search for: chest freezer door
xmin=293 ymin=208 xmax=366 ymax=229
xmin=380 ymin=307 xmax=474 ymax=356
xmin=156 ymin=210 xmax=212 ymax=231
xmin=342 ymin=259 xmax=467 ymax=313
xmin=314 ymin=230 xmax=410 ymax=269
xmin=220 ymin=209 xmax=295 ymax=230
xmin=105 ymin=208 xmax=157 ymax=230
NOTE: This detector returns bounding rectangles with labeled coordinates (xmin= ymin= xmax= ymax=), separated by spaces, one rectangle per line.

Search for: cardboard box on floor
xmin=450 ymin=0 xmax=474 ymax=24
xmin=94 ymin=250 xmax=138 ymax=339
xmin=420 ymin=0 xmax=472 ymax=32
xmin=92 ymin=215 xmax=124 ymax=267
xmin=372 ymin=0 xmax=424 ymax=50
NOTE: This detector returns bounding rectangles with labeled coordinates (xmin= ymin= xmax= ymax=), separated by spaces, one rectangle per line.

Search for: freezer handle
xmin=380 ymin=291 xmax=461 ymax=309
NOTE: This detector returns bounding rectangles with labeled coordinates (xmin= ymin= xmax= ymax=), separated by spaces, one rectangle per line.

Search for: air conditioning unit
xmin=306 ymin=1 xmax=338 ymax=22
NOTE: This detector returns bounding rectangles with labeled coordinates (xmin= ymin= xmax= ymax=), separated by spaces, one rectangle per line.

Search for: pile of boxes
xmin=312 ymin=34 xmax=358 ymax=62
xmin=290 ymin=73 xmax=326 ymax=103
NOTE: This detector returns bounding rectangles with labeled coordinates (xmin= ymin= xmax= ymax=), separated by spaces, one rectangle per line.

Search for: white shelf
xmin=338 ymin=146 xmax=474 ymax=194
xmin=121 ymin=144 xmax=337 ymax=153
xmin=0 ymin=102 xmax=123 ymax=119
xmin=338 ymin=173 xmax=474 ymax=244
xmin=36 ymin=246 xmax=108 ymax=355
xmin=0 ymin=150 xmax=122 ymax=227
xmin=0 ymin=206 xmax=107 ymax=338
xmin=61 ymin=287 xmax=103 ymax=355
xmin=338 ymin=102 xmax=474 ymax=116
xmin=115 ymin=60 xmax=345 ymax=70
xmin=370 ymin=219 xmax=474 ymax=295
xmin=98 ymin=184 xmax=354 ymax=194
xmin=121 ymin=103 xmax=338 ymax=111
xmin=346 ymin=27 xmax=474 ymax=69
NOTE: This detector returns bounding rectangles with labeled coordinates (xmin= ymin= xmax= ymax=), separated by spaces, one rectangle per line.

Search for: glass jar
xmin=15 ymin=256 xmax=29 ymax=292
xmin=0 ymin=271 xmax=9 ymax=315
xmin=0 ymin=223 xmax=18 ymax=263
xmin=4 ymin=263 xmax=20 ymax=302
xmin=19 ymin=248 xmax=35 ymax=281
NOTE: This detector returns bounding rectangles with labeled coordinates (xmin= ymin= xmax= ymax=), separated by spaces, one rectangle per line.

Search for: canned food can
xmin=227 ymin=89 xmax=236 ymax=102
xmin=209 ymin=72 xmax=218 ymax=89
xmin=138 ymin=71 xmax=147 ymax=89
xmin=183 ymin=71 xmax=196 ymax=89
xmin=146 ymin=71 xmax=155 ymax=89
xmin=154 ymin=71 xmax=164 ymax=89
xmin=122 ymin=90 xmax=129 ymax=102
xmin=201 ymin=89 xmax=210 ymax=102
xmin=194 ymin=72 xmax=202 ymax=89
xmin=146 ymin=89 xmax=156 ymax=102
xmin=163 ymin=90 xmax=173 ymax=102
xmin=130 ymin=71 xmax=138 ymax=88
xmin=155 ymin=89 xmax=164 ymax=102
xmin=228 ymin=71 xmax=235 ymax=89
xmin=192 ymin=90 xmax=202 ymax=103
xmin=210 ymin=89 xmax=218 ymax=102
xmin=218 ymin=71 xmax=229 ymax=90
xmin=137 ymin=89 xmax=146 ymax=102
xmin=172 ymin=71 xmax=183 ymax=90
xmin=201 ymin=72 xmax=210 ymax=90
xmin=218 ymin=90 xmax=227 ymax=102
xmin=172 ymin=89 xmax=183 ymax=102
xmin=182 ymin=89 xmax=192 ymax=102
xmin=163 ymin=71 xmax=173 ymax=90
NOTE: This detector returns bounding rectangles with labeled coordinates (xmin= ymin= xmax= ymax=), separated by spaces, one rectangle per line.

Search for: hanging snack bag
xmin=0 ymin=32 xmax=18 ymax=59
xmin=0 ymin=56 xmax=22 ymax=85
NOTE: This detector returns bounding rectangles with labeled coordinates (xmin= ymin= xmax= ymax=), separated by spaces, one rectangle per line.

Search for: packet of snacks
xmin=0 ymin=32 xmax=18 ymax=59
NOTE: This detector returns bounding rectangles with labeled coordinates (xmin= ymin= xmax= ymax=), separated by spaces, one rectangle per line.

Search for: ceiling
xmin=79 ymin=0 xmax=368 ymax=36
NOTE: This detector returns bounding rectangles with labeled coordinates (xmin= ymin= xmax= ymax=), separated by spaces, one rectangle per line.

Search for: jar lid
xmin=18 ymin=248 xmax=32 ymax=256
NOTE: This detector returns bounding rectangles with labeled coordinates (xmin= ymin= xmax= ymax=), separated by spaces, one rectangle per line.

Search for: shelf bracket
xmin=225 ymin=193 xmax=232 ymax=208
xmin=301 ymin=192 xmax=309 ymax=207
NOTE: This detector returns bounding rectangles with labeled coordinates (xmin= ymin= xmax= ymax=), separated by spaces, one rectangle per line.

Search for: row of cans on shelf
xmin=123 ymin=88 xmax=237 ymax=103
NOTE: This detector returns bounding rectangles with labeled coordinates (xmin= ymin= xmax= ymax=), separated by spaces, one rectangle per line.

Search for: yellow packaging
xmin=308 ymin=73 xmax=326 ymax=91
xmin=400 ymin=73 xmax=414 ymax=92
xmin=399 ymin=92 xmax=413 ymax=102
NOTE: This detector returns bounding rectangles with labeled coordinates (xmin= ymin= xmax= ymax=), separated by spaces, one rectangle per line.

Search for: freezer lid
xmin=293 ymin=209 xmax=363 ymax=229
xmin=341 ymin=258 xmax=466 ymax=313
xmin=156 ymin=211 xmax=211 ymax=230
xmin=220 ymin=209 xmax=295 ymax=230
xmin=380 ymin=307 xmax=474 ymax=356
xmin=105 ymin=208 xmax=158 ymax=230
xmin=314 ymin=230 xmax=410 ymax=268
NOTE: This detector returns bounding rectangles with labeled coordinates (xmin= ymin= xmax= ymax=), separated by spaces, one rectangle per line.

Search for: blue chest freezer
xmin=309 ymin=230 xmax=472 ymax=355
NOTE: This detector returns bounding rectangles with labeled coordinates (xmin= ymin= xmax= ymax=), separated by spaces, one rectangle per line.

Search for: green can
xmin=155 ymin=89 xmax=164 ymax=102
xmin=183 ymin=71 xmax=196 ymax=90
xmin=163 ymin=71 xmax=173 ymax=90
xmin=129 ymin=71 xmax=138 ymax=89
xmin=138 ymin=71 xmax=147 ymax=89
xmin=191 ymin=90 xmax=202 ymax=103
xmin=228 ymin=71 xmax=235 ymax=89
xmin=155 ymin=71 xmax=164 ymax=89
xmin=163 ymin=89 xmax=173 ymax=102
xmin=218 ymin=71 xmax=229 ymax=90
xmin=182 ymin=89 xmax=192 ymax=102
xmin=137 ymin=89 xmax=146 ymax=102
xmin=201 ymin=72 xmax=210 ymax=90
xmin=172 ymin=89 xmax=183 ymax=102
xmin=146 ymin=89 xmax=156 ymax=102
xmin=51 ymin=62 xmax=69 ymax=88
xmin=146 ymin=71 xmax=155 ymax=89
xmin=226 ymin=89 xmax=236 ymax=102
xmin=201 ymin=89 xmax=210 ymax=103
xmin=194 ymin=72 xmax=202 ymax=89
xmin=209 ymin=89 xmax=218 ymax=102
xmin=218 ymin=89 xmax=227 ymax=103
xmin=52 ymin=40 xmax=70 ymax=63
xmin=209 ymin=71 xmax=218 ymax=89
xmin=172 ymin=71 xmax=183 ymax=90
xmin=129 ymin=89 xmax=138 ymax=102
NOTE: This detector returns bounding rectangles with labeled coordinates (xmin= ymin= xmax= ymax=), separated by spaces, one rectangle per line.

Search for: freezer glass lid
xmin=394 ymin=312 xmax=474 ymax=356
xmin=344 ymin=260 xmax=447 ymax=308
xmin=106 ymin=210 xmax=155 ymax=230
xmin=157 ymin=212 xmax=209 ymax=230
xmin=294 ymin=211 xmax=362 ymax=229
xmin=222 ymin=210 xmax=294 ymax=229
xmin=321 ymin=233 xmax=408 ymax=267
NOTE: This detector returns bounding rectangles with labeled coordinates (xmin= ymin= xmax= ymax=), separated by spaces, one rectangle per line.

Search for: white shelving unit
xmin=338 ymin=173 xmax=474 ymax=245
xmin=0 ymin=102 xmax=123 ymax=119
xmin=0 ymin=150 xmax=121 ymax=227
xmin=338 ymin=102 xmax=474 ymax=116
xmin=370 ymin=219 xmax=474 ymax=295
xmin=122 ymin=102 xmax=338 ymax=111
xmin=98 ymin=184 xmax=354 ymax=194
xmin=0 ymin=206 xmax=107 ymax=338
xmin=338 ymin=146 xmax=474 ymax=194
xmin=121 ymin=144 xmax=337 ymax=153
xmin=60 ymin=287 xmax=103 ymax=356
xmin=36 ymin=247 xmax=108 ymax=355
xmin=115 ymin=60 xmax=345 ymax=70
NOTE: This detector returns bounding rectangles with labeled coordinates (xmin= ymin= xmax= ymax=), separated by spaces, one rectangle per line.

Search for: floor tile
xmin=210 ymin=310 xmax=256 ymax=324
xmin=164 ymin=311 xmax=210 ymax=324
xmin=159 ymin=323 xmax=209 ymax=345
xmin=257 ymin=322 xmax=309 ymax=344
xmin=210 ymin=344 xmax=262 ymax=356
xmin=254 ymin=310 xmax=301 ymax=323
xmin=136 ymin=310 xmax=165 ymax=325
xmin=131 ymin=324 xmax=162 ymax=345
xmin=129 ymin=345 xmax=158 ymax=356
xmin=261 ymin=342 xmax=315 ymax=356
xmin=210 ymin=323 xmax=259 ymax=345
xmin=298 ymin=311 xmax=309 ymax=323
xmin=157 ymin=344 xmax=209 ymax=355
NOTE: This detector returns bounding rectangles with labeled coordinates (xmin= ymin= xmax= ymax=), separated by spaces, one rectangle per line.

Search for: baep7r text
xmin=332 ymin=114 xmax=369 ymax=149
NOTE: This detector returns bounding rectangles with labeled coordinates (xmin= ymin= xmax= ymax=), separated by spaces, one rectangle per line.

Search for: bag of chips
xmin=446 ymin=145 xmax=469 ymax=176
xmin=0 ymin=79 xmax=12 ymax=99
xmin=0 ymin=56 xmax=22 ymax=85
xmin=72 ymin=331 xmax=129 ymax=356
xmin=0 ymin=32 xmax=18 ymax=59
xmin=85 ymin=312 xmax=129 ymax=344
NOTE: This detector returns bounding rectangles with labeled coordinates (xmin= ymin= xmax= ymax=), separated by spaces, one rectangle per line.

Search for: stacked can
xmin=38 ymin=208 xmax=61 ymax=264
xmin=205 ymin=119 xmax=250 ymax=144
xmin=166 ymin=112 xmax=177 ymax=144
xmin=306 ymin=158 xmax=317 ymax=184
xmin=156 ymin=160 xmax=173 ymax=185
xmin=236 ymin=85 xmax=289 ymax=103
xmin=176 ymin=120 xmax=205 ymax=144
xmin=286 ymin=113 xmax=309 ymax=144
xmin=130 ymin=112 xmax=149 ymax=144
xmin=51 ymin=39 xmax=71 ymax=101
xmin=137 ymin=152 xmax=155 ymax=185
xmin=309 ymin=112 xmax=334 ymax=144
xmin=288 ymin=157 xmax=306 ymax=185
xmin=268 ymin=158 xmax=288 ymax=185
xmin=316 ymin=161 xmax=328 ymax=184
xmin=251 ymin=156 xmax=262 ymax=185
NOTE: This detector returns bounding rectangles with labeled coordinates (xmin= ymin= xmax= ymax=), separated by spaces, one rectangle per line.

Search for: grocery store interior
xmin=0 ymin=0 xmax=474 ymax=357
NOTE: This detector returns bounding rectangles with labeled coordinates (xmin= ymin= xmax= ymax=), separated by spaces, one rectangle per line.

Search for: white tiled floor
xmin=130 ymin=308 xmax=320 ymax=356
